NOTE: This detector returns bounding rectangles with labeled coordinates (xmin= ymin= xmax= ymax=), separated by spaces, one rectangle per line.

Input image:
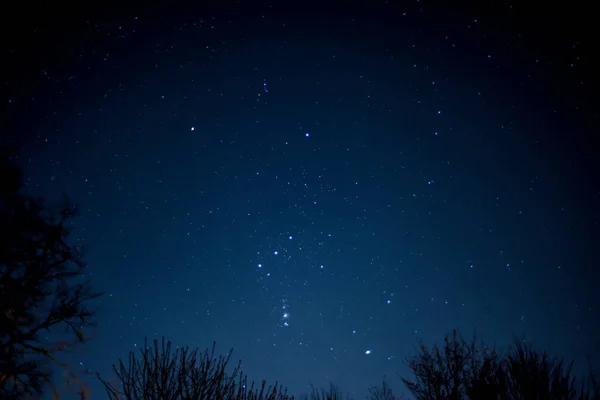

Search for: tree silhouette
xmin=400 ymin=329 xmax=599 ymax=400
xmin=368 ymin=377 xmax=406 ymax=400
xmin=0 ymin=150 xmax=102 ymax=399
xmin=94 ymin=327 xmax=599 ymax=400
xmin=99 ymin=337 xmax=292 ymax=400
xmin=298 ymin=383 xmax=354 ymax=400
xmin=400 ymin=330 xmax=502 ymax=400
xmin=502 ymin=340 xmax=599 ymax=400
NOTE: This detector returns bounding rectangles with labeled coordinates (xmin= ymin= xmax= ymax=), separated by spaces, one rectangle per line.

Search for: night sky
xmin=2 ymin=1 xmax=598 ymax=398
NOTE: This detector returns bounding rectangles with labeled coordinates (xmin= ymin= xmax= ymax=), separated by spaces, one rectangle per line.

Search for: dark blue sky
xmin=2 ymin=1 xmax=598 ymax=398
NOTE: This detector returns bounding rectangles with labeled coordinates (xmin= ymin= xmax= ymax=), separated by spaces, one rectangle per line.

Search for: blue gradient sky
xmin=2 ymin=2 xmax=597 ymax=398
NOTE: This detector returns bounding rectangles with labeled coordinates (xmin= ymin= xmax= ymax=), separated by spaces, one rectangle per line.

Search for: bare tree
xmin=368 ymin=377 xmax=405 ymax=400
xmin=578 ymin=357 xmax=600 ymax=400
xmin=400 ymin=329 xmax=599 ymax=400
xmin=298 ymin=383 xmax=352 ymax=400
xmin=99 ymin=337 xmax=292 ymax=400
xmin=501 ymin=340 xmax=599 ymax=400
xmin=0 ymin=151 xmax=102 ymax=398
xmin=400 ymin=330 xmax=502 ymax=400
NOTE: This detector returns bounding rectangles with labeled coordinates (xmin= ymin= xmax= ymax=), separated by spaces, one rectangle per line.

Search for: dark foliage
xmin=501 ymin=340 xmax=599 ymax=400
xmin=298 ymin=383 xmax=354 ymax=400
xmin=97 ymin=331 xmax=598 ymax=400
xmin=99 ymin=337 xmax=292 ymax=400
xmin=0 ymin=151 xmax=102 ymax=399
xmin=368 ymin=377 xmax=405 ymax=400
xmin=400 ymin=330 xmax=502 ymax=400
xmin=400 ymin=329 xmax=599 ymax=400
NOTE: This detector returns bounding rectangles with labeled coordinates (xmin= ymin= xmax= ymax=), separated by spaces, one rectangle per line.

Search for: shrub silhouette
xmin=501 ymin=340 xmax=599 ymax=400
xmin=368 ymin=377 xmax=406 ymax=400
xmin=98 ymin=337 xmax=292 ymax=400
xmin=99 ymin=336 xmax=411 ymax=400
xmin=400 ymin=330 xmax=502 ymax=400
xmin=298 ymin=383 xmax=350 ymax=400
xmin=95 ymin=330 xmax=598 ymax=400
xmin=99 ymin=337 xmax=406 ymax=400
xmin=400 ymin=329 xmax=599 ymax=400
xmin=0 ymin=149 xmax=102 ymax=399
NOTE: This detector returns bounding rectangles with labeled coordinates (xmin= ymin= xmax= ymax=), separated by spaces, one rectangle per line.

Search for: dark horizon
xmin=1 ymin=1 xmax=598 ymax=398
